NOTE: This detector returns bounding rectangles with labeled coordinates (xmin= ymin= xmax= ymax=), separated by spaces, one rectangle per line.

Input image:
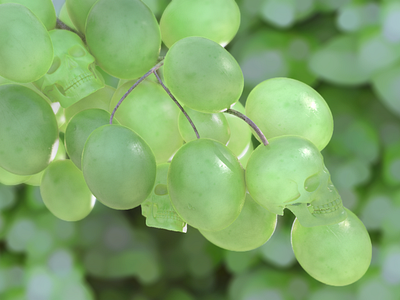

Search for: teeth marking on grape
xmin=65 ymin=73 xmax=95 ymax=92
xmin=312 ymin=198 xmax=342 ymax=214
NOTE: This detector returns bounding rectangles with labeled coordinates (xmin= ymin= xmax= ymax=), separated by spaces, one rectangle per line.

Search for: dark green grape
xmin=163 ymin=36 xmax=244 ymax=113
xmin=0 ymin=85 xmax=58 ymax=175
xmin=168 ymin=138 xmax=246 ymax=231
xmin=199 ymin=193 xmax=277 ymax=251
xmin=40 ymin=160 xmax=94 ymax=221
xmin=82 ymin=124 xmax=156 ymax=210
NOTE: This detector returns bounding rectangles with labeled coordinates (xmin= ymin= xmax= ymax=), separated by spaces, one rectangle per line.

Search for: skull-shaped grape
xmin=141 ymin=163 xmax=187 ymax=233
xmin=246 ymin=135 xmax=347 ymax=227
xmin=34 ymin=29 xmax=104 ymax=108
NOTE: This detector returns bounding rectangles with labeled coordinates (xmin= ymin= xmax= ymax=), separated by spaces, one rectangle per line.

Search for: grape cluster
xmin=0 ymin=0 xmax=372 ymax=286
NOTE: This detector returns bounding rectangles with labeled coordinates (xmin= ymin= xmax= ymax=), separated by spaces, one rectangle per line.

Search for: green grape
xmin=225 ymin=102 xmax=252 ymax=157
xmin=82 ymin=124 xmax=156 ymax=210
xmin=245 ymin=77 xmax=333 ymax=151
xmin=0 ymin=84 xmax=58 ymax=175
xmin=0 ymin=167 xmax=30 ymax=186
xmin=59 ymin=3 xmax=78 ymax=32
xmin=40 ymin=160 xmax=94 ymax=222
xmin=0 ymin=0 xmax=56 ymax=30
xmin=0 ymin=3 xmax=53 ymax=83
xmin=65 ymin=109 xmax=115 ymax=169
xmin=178 ymin=106 xmax=231 ymax=145
xmin=168 ymin=138 xmax=246 ymax=231
xmin=199 ymin=193 xmax=277 ymax=251
xmin=260 ymin=0 xmax=296 ymax=28
xmin=291 ymin=208 xmax=372 ymax=286
xmin=65 ymin=0 xmax=97 ymax=34
xmin=86 ymin=0 xmax=161 ymax=79
xmin=110 ymin=80 xmax=183 ymax=164
xmin=238 ymin=140 xmax=254 ymax=167
xmin=163 ymin=36 xmax=244 ymax=113
xmin=160 ymin=0 xmax=240 ymax=48
xmin=141 ymin=163 xmax=187 ymax=233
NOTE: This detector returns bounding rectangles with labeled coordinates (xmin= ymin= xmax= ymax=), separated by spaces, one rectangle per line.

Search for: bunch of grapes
xmin=0 ymin=0 xmax=371 ymax=286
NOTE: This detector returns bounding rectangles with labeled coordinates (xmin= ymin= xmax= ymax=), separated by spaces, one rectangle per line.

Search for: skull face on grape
xmin=246 ymin=136 xmax=347 ymax=227
xmin=34 ymin=29 xmax=104 ymax=108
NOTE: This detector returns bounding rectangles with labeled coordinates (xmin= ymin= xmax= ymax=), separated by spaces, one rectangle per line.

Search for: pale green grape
xmin=0 ymin=0 xmax=56 ymax=30
xmin=238 ymin=140 xmax=254 ymax=167
xmin=160 ymin=0 xmax=240 ymax=48
xmin=40 ymin=160 xmax=94 ymax=221
xmin=59 ymin=3 xmax=78 ymax=32
xmin=86 ymin=0 xmax=161 ymax=79
xmin=245 ymin=77 xmax=333 ymax=151
xmin=178 ymin=106 xmax=231 ymax=145
xmin=82 ymin=124 xmax=156 ymax=210
xmin=163 ymin=36 xmax=244 ymax=113
xmin=168 ymin=138 xmax=246 ymax=231
xmin=199 ymin=193 xmax=277 ymax=251
xmin=65 ymin=109 xmax=115 ymax=169
xmin=0 ymin=3 xmax=53 ymax=83
xmin=225 ymin=102 xmax=252 ymax=157
xmin=291 ymin=208 xmax=372 ymax=286
xmin=110 ymin=80 xmax=183 ymax=164
xmin=65 ymin=0 xmax=97 ymax=34
xmin=0 ymin=167 xmax=30 ymax=186
xmin=0 ymin=84 xmax=58 ymax=175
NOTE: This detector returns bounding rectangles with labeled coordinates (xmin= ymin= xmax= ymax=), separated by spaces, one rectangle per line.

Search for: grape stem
xmin=153 ymin=71 xmax=200 ymax=139
xmin=55 ymin=19 xmax=85 ymax=42
xmin=224 ymin=108 xmax=269 ymax=146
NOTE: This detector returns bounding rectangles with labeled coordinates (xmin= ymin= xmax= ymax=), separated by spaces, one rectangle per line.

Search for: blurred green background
xmin=1 ymin=0 xmax=400 ymax=299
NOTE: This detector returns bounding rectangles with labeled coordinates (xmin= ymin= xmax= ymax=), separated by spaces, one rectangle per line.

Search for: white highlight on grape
xmin=49 ymin=139 xmax=60 ymax=163
xmin=90 ymin=194 xmax=96 ymax=208
xmin=51 ymin=102 xmax=61 ymax=114
xmin=182 ymin=224 xmax=188 ymax=233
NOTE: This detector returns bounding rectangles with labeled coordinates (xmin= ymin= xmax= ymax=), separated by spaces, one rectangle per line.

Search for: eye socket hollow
xmin=47 ymin=57 xmax=61 ymax=74
xmin=154 ymin=184 xmax=168 ymax=195
xmin=304 ymin=173 xmax=320 ymax=192
xmin=68 ymin=45 xmax=86 ymax=57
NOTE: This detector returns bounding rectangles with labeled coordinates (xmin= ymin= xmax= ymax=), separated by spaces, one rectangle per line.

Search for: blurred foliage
xmin=1 ymin=0 xmax=400 ymax=299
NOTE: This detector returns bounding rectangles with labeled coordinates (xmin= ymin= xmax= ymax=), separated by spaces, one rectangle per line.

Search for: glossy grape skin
xmin=160 ymin=0 xmax=240 ymax=48
xmin=0 ymin=85 xmax=58 ymax=175
xmin=86 ymin=0 xmax=161 ymax=79
xmin=291 ymin=208 xmax=372 ymax=286
xmin=110 ymin=80 xmax=183 ymax=164
xmin=163 ymin=36 xmax=244 ymax=113
xmin=245 ymin=77 xmax=333 ymax=151
xmin=199 ymin=193 xmax=277 ymax=251
xmin=0 ymin=4 xmax=53 ymax=83
xmin=178 ymin=106 xmax=231 ymax=145
xmin=65 ymin=109 xmax=116 ymax=169
xmin=82 ymin=124 xmax=156 ymax=210
xmin=40 ymin=160 xmax=94 ymax=221
xmin=168 ymin=139 xmax=246 ymax=231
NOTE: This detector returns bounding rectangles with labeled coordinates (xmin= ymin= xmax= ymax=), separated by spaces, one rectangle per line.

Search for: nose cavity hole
xmin=304 ymin=173 xmax=320 ymax=192
xmin=68 ymin=45 xmax=86 ymax=57
xmin=154 ymin=184 xmax=168 ymax=196
xmin=47 ymin=57 xmax=61 ymax=74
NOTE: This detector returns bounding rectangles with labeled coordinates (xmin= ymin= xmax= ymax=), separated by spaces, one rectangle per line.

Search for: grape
xmin=81 ymin=124 xmax=156 ymax=210
xmin=245 ymin=77 xmax=333 ymax=151
xmin=65 ymin=108 xmax=116 ymax=169
xmin=168 ymin=138 xmax=246 ymax=231
xmin=225 ymin=102 xmax=252 ymax=157
xmin=0 ymin=3 xmax=53 ymax=83
xmin=199 ymin=193 xmax=277 ymax=251
xmin=59 ymin=3 xmax=78 ymax=32
xmin=178 ymin=106 xmax=231 ymax=145
xmin=160 ymin=0 xmax=240 ymax=48
xmin=40 ymin=160 xmax=94 ymax=222
xmin=0 ymin=0 xmax=56 ymax=30
xmin=110 ymin=79 xmax=183 ymax=164
xmin=0 ymin=167 xmax=30 ymax=186
xmin=65 ymin=0 xmax=97 ymax=34
xmin=0 ymin=84 xmax=58 ymax=175
xmin=86 ymin=0 xmax=161 ymax=79
xmin=163 ymin=36 xmax=244 ymax=113
xmin=291 ymin=208 xmax=372 ymax=286
xmin=238 ymin=140 xmax=254 ymax=167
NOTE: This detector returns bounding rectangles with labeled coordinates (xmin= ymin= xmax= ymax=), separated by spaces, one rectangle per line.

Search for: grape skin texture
xmin=168 ymin=139 xmax=246 ymax=231
xmin=245 ymin=77 xmax=333 ymax=151
xmin=291 ymin=208 xmax=372 ymax=286
xmin=82 ymin=124 xmax=156 ymax=210
xmin=0 ymin=84 xmax=58 ymax=175
xmin=160 ymin=0 xmax=240 ymax=48
xmin=199 ymin=193 xmax=277 ymax=252
xmin=163 ymin=36 xmax=244 ymax=113
xmin=40 ymin=160 xmax=94 ymax=222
